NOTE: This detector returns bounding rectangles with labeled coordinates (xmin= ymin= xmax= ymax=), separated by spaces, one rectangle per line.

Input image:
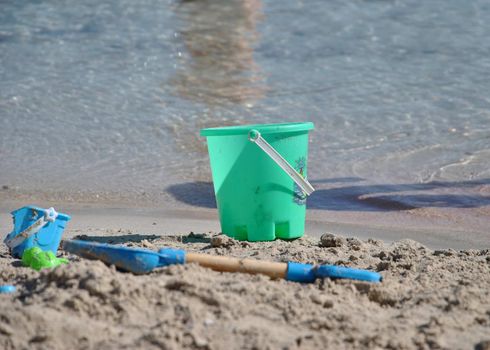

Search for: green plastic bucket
xmin=200 ymin=122 xmax=315 ymax=241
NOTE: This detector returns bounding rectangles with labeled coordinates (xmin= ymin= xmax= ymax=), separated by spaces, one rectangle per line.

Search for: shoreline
xmin=1 ymin=193 xmax=488 ymax=250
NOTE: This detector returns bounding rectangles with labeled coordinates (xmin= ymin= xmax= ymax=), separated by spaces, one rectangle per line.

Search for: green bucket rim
xmin=200 ymin=122 xmax=314 ymax=137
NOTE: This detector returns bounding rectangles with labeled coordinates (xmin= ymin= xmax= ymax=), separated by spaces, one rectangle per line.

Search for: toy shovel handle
xmin=176 ymin=252 xmax=381 ymax=283
xmin=248 ymin=129 xmax=315 ymax=196
xmin=315 ymin=265 xmax=382 ymax=283
xmin=184 ymin=252 xmax=288 ymax=279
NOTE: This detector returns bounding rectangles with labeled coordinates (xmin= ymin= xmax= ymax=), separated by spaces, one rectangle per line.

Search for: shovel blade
xmin=63 ymin=240 xmax=161 ymax=274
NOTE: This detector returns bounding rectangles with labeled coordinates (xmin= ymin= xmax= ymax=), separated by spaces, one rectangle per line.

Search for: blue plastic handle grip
xmin=315 ymin=265 xmax=382 ymax=283
xmin=286 ymin=262 xmax=382 ymax=283
xmin=286 ymin=262 xmax=316 ymax=283
xmin=0 ymin=285 xmax=16 ymax=294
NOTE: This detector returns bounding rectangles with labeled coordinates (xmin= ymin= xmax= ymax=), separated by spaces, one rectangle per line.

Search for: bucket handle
xmin=248 ymin=129 xmax=315 ymax=196
xmin=4 ymin=208 xmax=58 ymax=249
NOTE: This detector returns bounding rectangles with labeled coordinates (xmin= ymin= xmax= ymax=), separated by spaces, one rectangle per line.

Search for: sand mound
xmin=1 ymin=233 xmax=489 ymax=349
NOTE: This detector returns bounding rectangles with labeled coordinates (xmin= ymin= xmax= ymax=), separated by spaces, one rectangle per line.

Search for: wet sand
xmin=1 ymin=188 xmax=489 ymax=250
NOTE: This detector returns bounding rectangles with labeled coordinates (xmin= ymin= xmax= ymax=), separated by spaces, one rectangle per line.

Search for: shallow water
xmin=1 ymin=0 xmax=489 ymax=225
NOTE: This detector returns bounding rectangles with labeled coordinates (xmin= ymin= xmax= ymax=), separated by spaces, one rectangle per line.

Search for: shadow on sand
xmin=72 ymin=232 xmax=211 ymax=245
xmin=166 ymin=178 xmax=490 ymax=212
xmin=72 ymin=234 xmax=161 ymax=244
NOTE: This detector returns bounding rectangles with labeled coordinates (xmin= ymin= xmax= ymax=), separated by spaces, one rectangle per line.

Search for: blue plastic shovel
xmin=63 ymin=240 xmax=382 ymax=283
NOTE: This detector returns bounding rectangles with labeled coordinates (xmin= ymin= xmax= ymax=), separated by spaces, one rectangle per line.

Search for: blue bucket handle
xmin=4 ymin=207 xmax=58 ymax=249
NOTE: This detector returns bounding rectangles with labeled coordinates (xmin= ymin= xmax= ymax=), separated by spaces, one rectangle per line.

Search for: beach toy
xmin=63 ymin=240 xmax=382 ymax=283
xmin=0 ymin=285 xmax=16 ymax=294
xmin=200 ymin=122 xmax=315 ymax=241
xmin=21 ymin=247 xmax=69 ymax=271
xmin=4 ymin=206 xmax=71 ymax=258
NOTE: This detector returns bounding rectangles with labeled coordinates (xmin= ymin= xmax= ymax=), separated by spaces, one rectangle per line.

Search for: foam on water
xmin=1 ymin=0 xmax=489 ymax=225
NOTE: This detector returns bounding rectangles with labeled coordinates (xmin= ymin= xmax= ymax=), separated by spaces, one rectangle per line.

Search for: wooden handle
xmin=186 ymin=252 xmax=288 ymax=279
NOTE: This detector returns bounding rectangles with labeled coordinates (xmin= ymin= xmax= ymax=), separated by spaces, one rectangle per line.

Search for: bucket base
xmin=222 ymin=220 xmax=304 ymax=242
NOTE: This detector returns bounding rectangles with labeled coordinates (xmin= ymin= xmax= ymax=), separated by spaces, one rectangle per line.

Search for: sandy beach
xmin=1 ymin=224 xmax=490 ymax=350
xmin=1 ymin=195 xmax=490 ymax=350
xmin=1 ymin=186 xmax=489 ymax=250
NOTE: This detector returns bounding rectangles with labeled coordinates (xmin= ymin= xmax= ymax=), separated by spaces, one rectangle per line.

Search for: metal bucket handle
xmin=248 ymin=129 xmax=315 ymax=196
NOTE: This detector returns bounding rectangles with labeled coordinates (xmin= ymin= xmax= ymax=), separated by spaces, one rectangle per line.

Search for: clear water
xmin=1 ymin=0 xmax=489 ymax=219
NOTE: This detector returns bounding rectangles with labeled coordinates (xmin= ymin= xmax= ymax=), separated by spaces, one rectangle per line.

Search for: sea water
xmin=0 ymin=0 xmax=489 ymax=230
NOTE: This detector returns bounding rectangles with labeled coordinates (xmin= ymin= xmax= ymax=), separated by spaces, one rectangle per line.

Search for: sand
xmin=1 ymin=230 xmax=489 ymax=350
xmin=1 ymin=188 xmax=489 ymax=250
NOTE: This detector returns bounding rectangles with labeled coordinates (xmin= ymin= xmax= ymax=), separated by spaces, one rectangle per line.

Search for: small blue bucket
xmin=4 ymin=206 xmax=71 ymax=258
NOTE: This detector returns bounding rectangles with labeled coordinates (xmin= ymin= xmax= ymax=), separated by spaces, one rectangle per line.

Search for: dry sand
xmin=1 ymin=231 xmax=489 ymax=350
